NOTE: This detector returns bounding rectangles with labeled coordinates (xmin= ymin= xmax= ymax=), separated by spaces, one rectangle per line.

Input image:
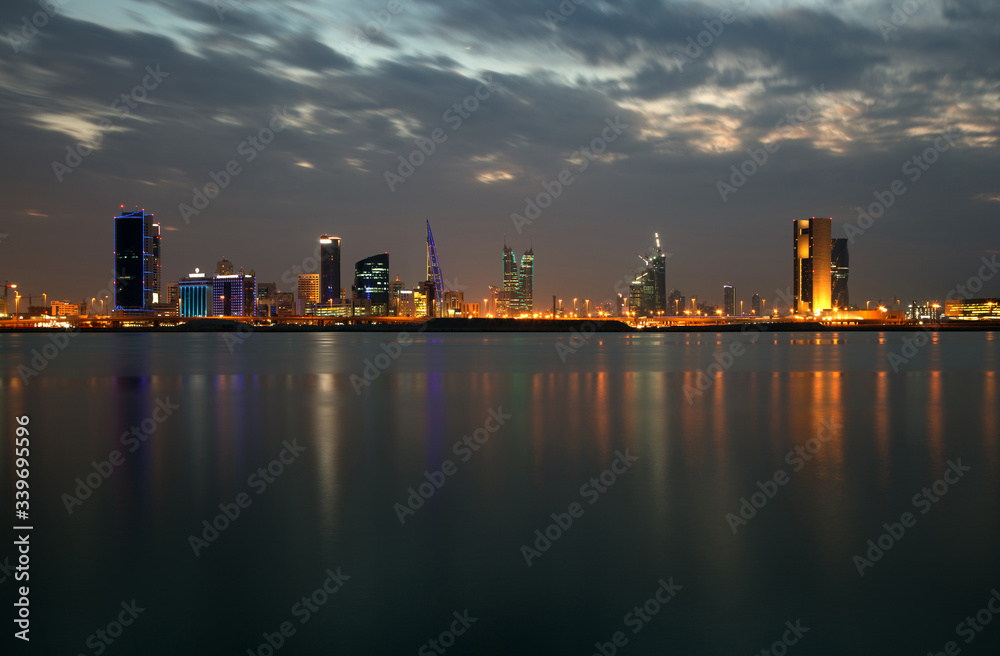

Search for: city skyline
xmin=1 ymin=2 xmax=997 ymax=308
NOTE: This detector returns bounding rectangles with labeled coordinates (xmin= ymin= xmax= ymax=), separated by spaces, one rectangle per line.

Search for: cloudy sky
xmin=1 ymin=0 xmax=998 ymax=310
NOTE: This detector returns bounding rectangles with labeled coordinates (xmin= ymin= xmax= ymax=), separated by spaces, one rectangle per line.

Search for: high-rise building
xmin=502 ymin=244 xmax=518 ymax=316
xmin=179 ymin=268 xmax=211 ymax=317
xmin=426 ymin=221 xmax=446 ymax=318
xmin=390 ymin=276 xmax=405 ymax=316
xmin=319 ymin=235 xmax=341 ymax=303
xmin=751 ymin=293 xmax=762 ymax=316
xmin=151 ymin=222 xmax=161 ymax=302
xmin=297 ymin=274 xmax=320 ymax=313
xmin=216 ymin=258 xmax=234 ymax=276
xmin=519 ymin=248 xmax=534 ymax=314
xmin=723 ymin=284 xmax=735 ymax=316
xmin=166 ymin=282 xmax=180 ymax=304
xmin=113 ymin=209 xmax=156 ymax=312
xmin=275 ymin=292 xmax=295 ymax=317
xmin=650 ymin=233 xmax=667 ymax=314
xmin=793 ymin=217 xmax=833 ymax=313
xmin=831 ymin=238 xmax=850 ymax=309
xmin=443 ymin=290 xmax=464 ymax=317
xmin=354 ymin=253 xmax=390 ymax=316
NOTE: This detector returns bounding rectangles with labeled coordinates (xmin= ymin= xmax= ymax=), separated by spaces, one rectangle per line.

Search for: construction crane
xmin=426 ymin=220 xmax=445 ymax=318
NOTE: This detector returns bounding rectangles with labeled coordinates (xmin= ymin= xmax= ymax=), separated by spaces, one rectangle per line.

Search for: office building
xmin=667 ymin=290 xmax=685 ymax=316
xmin=793 ymin=217 xmax=833 ymax=313
xmin=502 ymin=244 xmax=518 ymax=316
xmin=519 ymin=249 xmax=534 ymax=313
xmin=443 ymin=290 xmax=464 ymax=317
xmin=297 ymin=274 xmax=320 ymax=314
xmin=151 ymin=222 xmax=161 ymax=301
xmin=179 ymin=268 xmax=212 ymax=317
xmin=751 ymin=293 xmax=762 ymax=316
xmin=353 ymin=253 xmax=390 ymax=316
xmin=723 ymin=284 xmax=735 ymax=316
xmin=319 ymin=235 xmax=341 ymax=303
xmin=166 ymin=282 xmax=180 ymax=304
xmin=113 ymin=209 xmax=156 ymax=312
xmin=945 ymin=298 xmax=1000 ymax=320
xmin=390 ymin=276 xmax=405 ymax=316
xmin=275 ymin=292 xmax=295 ymax=317
xmin=831 ymin=238 xmax=850 ymax=309
xmin=213 ymin=271 xmax=256 ymax=317
xmin=216 ymin=258 xmax=234 ymax=276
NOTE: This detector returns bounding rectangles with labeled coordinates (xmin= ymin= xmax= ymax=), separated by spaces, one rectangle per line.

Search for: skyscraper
xmin=319 ymin=235 xmax=341 ymax=303
xmin=751 ymin=293 xmax=762 ymax=316
xmin=668 ymin=290 xmax=685 ymax=315
xmin=216 ymin=258 xmax=233 ymax=276
xmin=502 ymin=244 xmax=518 ymax=316
xmin=354 ymin=253 xmax=390 ymax=316
xmin=831 ymin=238 xmax=850 ymax=309
xmin=113 ymin=209 xmax=155 ymax=312
xmin=426 ymin=221 xmax=445 ymax=318
xmin=650 ymin=233 xmax=667 ymax=314
xmin=390 ymin=275 xmax=405 ymax=316
xmin=793 ymin=217 xmax=833 ymax=313
xmin=212 ymin=271 xmax=256 ymax=317
xmin=723 ymin=284 xmax=735 ymax=316
xmin=519 ymin=248 xmax=534 ymax=313
xmin=151 ymin=222 xmax=161 ymax=302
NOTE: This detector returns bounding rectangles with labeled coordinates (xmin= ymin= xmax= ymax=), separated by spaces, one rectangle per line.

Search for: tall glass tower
xmin=354 ymin=253 xmax=390 ymax=316
xmin=319 ymin=235 xmax=341 ymax=303
xmin=831 ymin=238 xmax=850 ymax=309
xmin=113 ymin=209 xmax=155 ymax=311
xmin=519 ymin=248 xmax=533 ymax=313
xmin=723 ymin=284 xmax=735 ymax=316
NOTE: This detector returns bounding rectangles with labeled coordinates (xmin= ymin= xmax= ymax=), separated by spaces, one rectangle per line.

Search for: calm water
xmin=2 ymin=331 xmax=999 ymax=655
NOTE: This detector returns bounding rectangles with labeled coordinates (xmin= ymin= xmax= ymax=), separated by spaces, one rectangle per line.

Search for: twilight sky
xmin=1 ymin=0 xmax=998 ymax=310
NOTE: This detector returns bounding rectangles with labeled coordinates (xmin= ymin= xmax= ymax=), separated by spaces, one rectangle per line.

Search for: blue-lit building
xmin=212 ymin=271 xmax=257 ymax=317
xmin=178 ymin=269 xmax=211 ymax=317
xmin=320 ymin=235 xmax=341 ymax=303
xmin=113 ymin=209 xmax=156 ymax=311
xmin=353 ymin=253 xmax=390 ymax=316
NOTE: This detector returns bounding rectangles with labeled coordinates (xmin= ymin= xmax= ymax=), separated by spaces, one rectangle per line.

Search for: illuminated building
xmin=413 ymin=288 xmax=427 ymax=317
xmin=179 ymin=268 xmax=211 ymax=317
xmin=945 ymin=298 xmax=1000 ymax=320
xmin=397 ymin=289 xmax=415 ymax=317
xmin=353 ymin=253 xmax=390 ymax=316
xmin=667 ymin=290 xmax=685 ymax=315
xmin=519 ymin=248 xmax=534 ymax=313
xmin=831 ymin=238 xmax=850 ymax=309
xmin=212 ymin=270 xmax=256 ymax=317
xmin=501 ymin=244 xmax=518 ymax=316
xmin=298 ymin=274 xmax=320 ymax=314
xmin=630 ymin=234 xmax=667 ymax=317
xmin=793 ymin=217 xmax=832 ymax=313
xmin=216 ymin=258 xmax=233 ymax=275
xmin=751 ymin=293 xmax=762 ymax=316
xmin=390 ymin=276 xmax=405 ymax=316
xmin=723 ymin=284 xmax=735 ymax=316
xmin=649 ymin=234 xmax=666 ymax=314
xmin=461 ymin=302 xmax=481 ymax=318
xmin=319 ymin=235 xmax=341 ymax=303
xmin=113 ymin=209 xmax=156 ymax=312
xmin=151 ymin=222 xmax=161 ymax=301
xmin=443 ymin=290 xmax=464 ymax=317
xmin=50 ymin=301 xmax=81 ymax=316
xmin=426 ymin=221 xmax=445 ymax=318
xmin=166 ymin=282 xmax=180 ymax=304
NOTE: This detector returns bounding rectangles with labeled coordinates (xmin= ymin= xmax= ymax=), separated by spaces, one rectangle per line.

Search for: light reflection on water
xmin=0 ymin=331 xmax=997 ymax=654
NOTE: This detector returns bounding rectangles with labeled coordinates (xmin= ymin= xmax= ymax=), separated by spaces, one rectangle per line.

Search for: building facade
xmin=831 ymin=238 xmax=850 ymax=309
xmin=320 ymin=235 xmax=341 ymax=303
xmin=353 ymin=253 xmax=390 ymax=316
xmin=793 ymin=217 xmax=832 ymax=313
xmin=113 ymin=209 xmax=156 ymax=312
xmin=723 ymin=284 xmax=736 ymax=316
xmin=179 ymin=269 xmax=211 ymax=317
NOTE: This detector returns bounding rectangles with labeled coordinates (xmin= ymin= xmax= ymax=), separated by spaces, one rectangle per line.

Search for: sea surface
xmin=1 ymin=331 xmax=999 ymax=655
